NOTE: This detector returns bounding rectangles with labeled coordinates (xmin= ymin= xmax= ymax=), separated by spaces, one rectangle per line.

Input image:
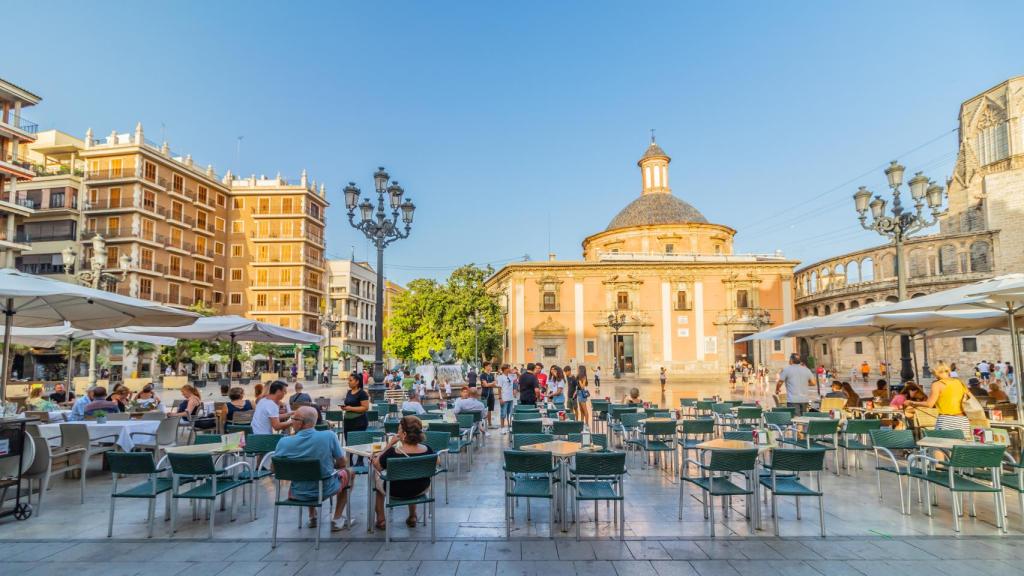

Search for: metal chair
xmin=908 ymin=444 xmax=1007 ymax=533
xmin=759 ymin=448 xmax=827 ymax=536
xmin=167 ymin=452 xmax=251 ymax=538
xmin=590 ymin=399 xmax=610 ymax=432
xmin=424 ymin=430 xmax=451 ymax=504
xmin=763 ymin=410 xmax=795 ymax=441
xmin=428 ymin=422 xmax=469 ymax=475
xmin=242 ymin=434 xmax=284 ymax=519
xmin=141 ymin=411 xmax=167 ymax=421
xmin=512 ymin=433 xmax=554 ymax=449
xmin=380 ymin=453 xmax=439 ymax=547
xmin=60 ymin=422 xmax=117 ymax=502
xmin=130 ymin=416 xmax=180 ymax=462
xmin=680 ymin=448 xmax=758 ymax=536
xmin=503 ymin=449 xmax=556 ymax=537
xmin=568 ymin=433 xmax=609 ymax=451
xmin=630 ymin=420 xmax=677 ymax=472
xmin=551 ymin=420 xmax=584 ymax=438
xmin=270 ymin=456 xmax=337 ymax=549
xmin=869 ymin=429 xmax=917 ymax=514
xmin=571 ymin=451 xmax=627 ymax=540
xmin=23 ymin=434 xmax=85 ymax=515
xmin=106 ymin=451 xmax=172 ymax=538
xmin=512 ymin=419 xmax=544 ymax=437
xmin=837 ymin=419 xmax=882 ymax=474
xmin=922 ymin=428 xmax=968 ymax=440
xmin=677 ymin=418 xmax=715 ymax=476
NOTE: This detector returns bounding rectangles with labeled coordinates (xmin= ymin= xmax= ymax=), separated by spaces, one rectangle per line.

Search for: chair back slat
xmin=512 ymin=420 xmax=543 ymax=435
xmin=769 ymin=448 xmax=826 ymax=472
xmin=168 ymin=452 xmax=217 ymax=476
xmin=763 ymin=411 xmax=792 ymax=426
xmin=567 ymin=433 xmax=609 ymax=450
xmin=244 ymin=433 xmax=283 ymax=454
xmin=643 ymin=421 xmax=677 ymax=436
xmin=384 ymin=453 xmax=438 ymax=481
xmin=949 ymin=444 xmax=1006 ymax=469
xmin=680 ymin=418 xmax=715 ymax=435
xmin=503 ymin=449 xmax=555 ymax=474
xmin=922 ymin=428 xmax=967 ymax=440
xmin=424 ymin=431 xmax=451 ymax=453
xmin=108 ymin=451 xmax=156 ymax=475
xmin=513 ymin=433 xmax=554 ymax=449
xmin=272 ymin=456 xmax=324 ymax=482
xmin=843 ymin=419 xmax=882 ymax=435
xmin=869 ymin=429 xmax=916 ymax=449
xmin=552 ymin=420 xmax=584 ymax=435
xmin=194 ymin=433 xmax=222 ymax=445
xmin=708 ymin=448 xmax=758 ymax=472
xmin=723 ymin=430 xmax=753 ymax=441
xmin=346 ymin=430 xmax=384 ymax=446
xmin=426 ymin=422 xmax=458 ymax=436
xmin=574 ymin=451 xmax=626 ymax=476
xmin=805 ymin=419 xmax=840 ymax=436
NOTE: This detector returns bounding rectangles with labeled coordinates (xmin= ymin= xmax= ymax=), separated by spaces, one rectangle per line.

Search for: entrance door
xmin=734 ymin=333 xmax=753 ymax=365
xmin=614 ymin=334 xmax=635 ymax=374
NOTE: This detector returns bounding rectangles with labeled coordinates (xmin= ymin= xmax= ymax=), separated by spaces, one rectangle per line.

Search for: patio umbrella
xmin=852 ymin=274 xmax=1024 ymax=419
xmin=119 ymin=315 xmax=322 ymax=378
xmin=0 ymin=269 xmax=197 ymax=401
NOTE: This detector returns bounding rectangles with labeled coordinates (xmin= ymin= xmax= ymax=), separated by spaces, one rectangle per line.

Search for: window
xmin=171 ymin=201 xmax=183 ymax=222
xmin=215 ymin=217 xmax=225 ymax=232
xmin=281 ymin=294 xmax=292 ymax=308
xmin=665 ymin=243 xmax=674 ymax=254
xmin=854 ymin=341 xmax=863 ymax=354
xmin=259 ymin=198 xmax=270 ymax=213
xmin=976 ymin=121 xmax=1009 ymax=165
xmin=197 ymin=186 xmax=208 ymax=205
xmin=170 ymin=227 xmax=182 ymax=248
xmin=258 ymin=246 xmax=269 ymax=260
xmin=970 ymin=241 xmax=991 ymax=272
xmin=586 ymin=340 xmax=595 ymax=355
xmin=229 ymin=293 xmax=242 ymax=305
xmin=105 ymin=246 xmax=119 ymax=268
xmin=172 ymin=174 xmax=183 ymax=192
xmin=168 ymin=283 xmax=179 ymax=304
xmin=194 ymin=261 xmax=206 ymax=281
xmin=139 ymin=278 xmax=152 ymax=299
xmin=231 ymin=220 xmax=243 ymax=234
xmin=196 ymin=235 xmax=207 ymax=254
xmin=230 ymin=268 xmax=242 ymax=281
xmin=282 ymin=198 xmax=293 ymax=213
xmin=773 ymin=340 xmax=782 ymax=352
xmin=214 ymin=241 xmax=225 ymax=256
xmin=142 ymin=218 xmax=155 ymax=239
xmin=281 ymin=268 xmax=292 ymax=285
xmin=107 ymin=216 xmax=120 ymax=235
xmin=49 ymin=190 xmax=65 ymax=208
xmin=256 ymin=293 xmax=268 ymax=307
xmin=231 ymin=245 xmax=242 ymax=257
xmin=217 ymin=193 xmax=226 ymax=207
xmin=675 ymin=290 xmax=688 ymax=310
xmin=196 ymin=211 xmax=208 ymax=229
xmin=210 ymin=291 xmax=222 ymax=304
xmin=736 ymin=289 xmax=750 ymax=309
xmin=821 ymin=343 xmax=828 ymax=355
xmin=939 ymin=244 xmax=958 ymax=275
xmin=616 ymin=291 xmax=629 ymax=310
xmin=169 ymin=255 xmax=181 ymax=276
xmin=214 ymin=266 xmax=224 ymax=280
xmin=257 ymin=269 xmax=268 ymax=283
xmin=144 ymin=162 xmax=156 ymax=181
xmin=962 ymin=337 xmax=978 ymax=353
xmin=543 ymin=346 xmax=557 ymax=357
xmin=232 ymin=197 xmax=243 ymax=209
xmin=541 ymin=291 xmax=557 ymax=311
xmin=194 ymin=288 xmax=204 ymax=305
xmin=140 ymin=248 xmax=154 ymax=270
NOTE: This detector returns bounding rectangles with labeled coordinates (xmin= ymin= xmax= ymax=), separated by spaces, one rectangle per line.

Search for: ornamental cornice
xmin=484 ymin=260 xmax=799 ymax=287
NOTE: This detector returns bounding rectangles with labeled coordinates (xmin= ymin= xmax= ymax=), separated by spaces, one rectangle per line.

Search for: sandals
xmin=375 ymin=519 xmax=387 ymax=530
xmin=406 ymin=516 xmax=418 ymax=528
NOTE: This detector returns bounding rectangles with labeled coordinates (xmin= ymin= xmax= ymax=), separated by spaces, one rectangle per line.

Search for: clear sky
xmin=9 ymin=1 xmax=1022 ymax=285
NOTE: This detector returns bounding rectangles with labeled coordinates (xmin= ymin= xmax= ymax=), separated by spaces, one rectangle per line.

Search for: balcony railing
xmin=16 ymin=263 xmax=64 ymax=275
xmin=168 ymin=212 xmax=195 ymax=226
xmin=250 ymin=280 xmax=304 ymax=288
xmin=167 ymin=269 xmax=194 ymax=280
xmin=305 ymin=207 xmax=324 ymax=221
xmin=14 ymin=232 xmax=76 ymax=243
xmin=1 ymin=115 xmax=38 ymax=134
xmin=30 ymin=164 xmax=83 ymax=178
xmin=134 ymin=261 xmax=167 ymax=274
xmin=86 ymin=168 xmax=138 ymax=180
xmin=85 ymin=196 xmax=134 ymax=210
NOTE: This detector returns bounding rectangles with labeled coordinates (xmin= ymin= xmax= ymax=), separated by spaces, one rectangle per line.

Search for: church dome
xmin=606 ymin=193 xmax=709 ymax=231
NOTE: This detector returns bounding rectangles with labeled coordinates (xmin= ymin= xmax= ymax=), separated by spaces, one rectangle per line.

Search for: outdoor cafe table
xmin=694 ymin=438 xmax=776 ymax=531
xmin=848 ymin=405 xmax=900 ymax=417
xmin=36 ymin=419 xmax=160 ymax=452
xmin=521 ymin=440 xmax=601 ymax=532
xmin=344 ymin=442 xmax=382 ymax=533
xmin=916 ymin=437 xmax=1007 ymax=450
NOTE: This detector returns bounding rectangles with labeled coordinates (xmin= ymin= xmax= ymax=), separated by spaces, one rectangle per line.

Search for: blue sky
xmin=9 ymin=1 xmax=1021 ymax=285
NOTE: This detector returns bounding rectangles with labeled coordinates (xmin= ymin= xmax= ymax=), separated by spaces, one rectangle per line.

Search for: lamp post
xmin=320 ymin=306 xmax=339 ymax=387
xmin=606 ymin=312 xmax=626 ymax=379
xmin=344 ymin=167 xmax=416 ymax=401
xmin=854 ymin=160 xmax=945 ymax=384
xmin=468 ymin=310 xmax=484 ymax=367
xmin=61 ymin=235 xmax=132 ymax=385
xmin=749 ymin=308 xmax=772 ymax=382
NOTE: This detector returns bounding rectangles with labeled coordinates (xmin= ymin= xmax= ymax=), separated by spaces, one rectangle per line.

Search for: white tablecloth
xmin=37 ymin=420 xmax=161 ymax=452
xmin=47 ymin=409 xmax=72 ymax=422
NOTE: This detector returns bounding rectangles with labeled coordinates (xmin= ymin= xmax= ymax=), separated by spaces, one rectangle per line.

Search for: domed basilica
xmin=486 ymin=139 xmax=798 ymax=378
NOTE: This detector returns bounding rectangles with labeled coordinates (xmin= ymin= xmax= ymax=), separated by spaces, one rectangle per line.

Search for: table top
xmin=917 ymin=437 xmax=1006 ymax=449
xmin=791 ymin=416 xmax=840 ymax=425
xmin=521 ymin=440 xmax=591 ymax=458
xmin=849 ymin=405 xmax=899 ymax=413
xmin=696 ymin=439 xmax=756 ymax=450
xmin=642 ymin=417 xmax=677 ymax=424
xmin=990 ymin=420 xmax=1024 ymax=428
xmin=165 ymin=443 xmax=239 ymax=455
xmin=344 ymin=442 xmax=382 ymax=458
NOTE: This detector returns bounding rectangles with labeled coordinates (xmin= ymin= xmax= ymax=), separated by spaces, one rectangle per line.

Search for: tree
xmin=384 ymin=264 xmax=503 ymax=363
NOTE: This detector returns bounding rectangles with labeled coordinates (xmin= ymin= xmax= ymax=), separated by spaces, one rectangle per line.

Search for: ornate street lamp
xmin=606 ymin=312 xmax=626 ymax=379
xmin=854 ymin=160 xmax=945 ymax=384
xmin=344 ymin=167 xmax=415 ymax=401
xmin=61 ymin=234 xmax=132 ymax=385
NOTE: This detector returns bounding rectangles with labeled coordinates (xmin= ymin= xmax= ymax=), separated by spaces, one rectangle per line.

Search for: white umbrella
xmin=120 ymin=315 xmax=322 ymax=375
xmin=0 ymin=269 xmax=197 ymax=400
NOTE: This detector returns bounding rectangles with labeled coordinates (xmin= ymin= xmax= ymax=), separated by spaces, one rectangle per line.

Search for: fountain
xmin=415 ymin=338 xmax=465 ymax=390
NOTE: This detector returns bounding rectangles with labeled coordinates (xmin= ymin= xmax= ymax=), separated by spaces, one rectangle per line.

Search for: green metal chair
xmin=734 ymin=406 xmax=763 ymax=430
xmin=419 ymin=412 xmax=443 ymax=421
xmin=240 ymin=434 xmax=283 ymax=519
xmin=513 ymin=433 xmax=554 ymax=449
xmin=384 ymin=420 xmax=400 ymax=435
xmin=677 ymin=419 xmax=715 ymax=476
xmin=908 ymin=444 xmax=1007 ymax=533
xmin=503 ymin=449 xmax=556 ymax=537
xmin=722 ymin=430 xmax=754 ymax=441
xmin=680 ymin=448 xmax=758 ymax=535
xmin=694 ymin=400 xmax=715 ymax=416
xmin=837 ymin=419 xmax=882 ymax=474
xmin=107 ymin=451 xmax=173 ymax=538
xmin=270 ymin=457 xmax=336 ymax=549
xmin=167 ymin=452 xmax=251 ymax=538
xmin=345 ymin=430 xmax=385 ymax=478
xmin=325 ymin=410 xmax=345 ymax=433
xmin=629 ymin=420 xmax=677 ymax=472
xmin=380 ymin=453 xmax=439 ymax=546
xmin=922 ymin=428 xmax=968 ymax=440
xmin=194 ymin=433 xmax=222 ymax=445
xmin=781 ymin=418 xmax=840 ymax=473
xmin=609 ymin=406 xmax=638 ymax=446
xmin=869 ymin=429 xmax=917 ymax=515
xmin=512 ymin=419 xmax=544 ymax=437
xmin=456 ymin=412 xmax=480 ymax=448
xmin=428 ymin=422 xmax=469 ymax=474
xmin=568 ymin=433 xmax=609 ymax=451
xmin=571 ymin=451 xmax=627 ymax=540
xmin=614 ymin=412 xmax=643 ymax=451
xmin=551 ymin=420 xmax=584 ymax=438
xmin=365 ymin=409 xmax=382 ymax=432
xmin=591 ymin=399 xmax=611 ymax=432
xmin=759 ymin=448 xmax=827 ymax=536
xmin=424 ymin=430 xmax=451 ymax=504
xmin=1000 ymin=448 xmax=1024 ymax=524
xmin=763 ymin=410 xmax=795 ymax=441
xmin=224 ymin=423 xmax=253 ymax=435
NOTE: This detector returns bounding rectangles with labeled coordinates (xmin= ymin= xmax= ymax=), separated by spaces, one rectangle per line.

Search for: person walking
xmin=478 ymin=361 xmax=497 ymax=428
xmin=776 ymin=356 xmax=814 ymax=415
xmin=497 ymin=364 xmax=516 ymax=430
xmin=860 ymin=361 xmax=871 ymax=383
xmin=594 ymin=366 xmax=601 ymax=391
xmin=575 ymin=365 xmax=591 ymax=424
xmin=659 ymin=367 xmax=668 ymax=395
xmin=518 ymin=363 xmax=540 ymax=406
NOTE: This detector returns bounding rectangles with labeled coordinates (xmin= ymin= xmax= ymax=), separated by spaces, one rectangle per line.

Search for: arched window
xmin=885 ymin=295 xmax=899 ymax=303
xmin=820 ymin=268 xmax=831 ymax=290
xmin=849 ymin=300 xmax=860 ymax=309
xmin=824 ymin=304 xmax=831 ymax=315
xmin=939 ymin=244 xmax=958 ymax=275
xmin=864 ymin=298 xmax=875 ymax=304
xmin=813 ymin=306 xmax=820 ymax=316
xmin=911 ymin=293 xmax=927 ymax=298
xmin=810 ymin=271 xmax=818 ymax=294
xmin=847 ymin=260 xmax=860 ymax=284
xmin=970 ymin=241 xmax=992 ymax=272
xmin=861 ymin=257 xmax=874 ymax=282
xmin=879 ymin=253 xmax=895 ymax=279
xmin=908 ymin=249 xmax=927 ymax=278
xmin=837 ymin=302 xmax=846 ymax=312
xmin=834 ymin=263 xmax=845 ymax=288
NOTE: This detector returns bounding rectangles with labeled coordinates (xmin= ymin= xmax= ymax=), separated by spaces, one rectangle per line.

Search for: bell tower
xmin=638 ymin=130 xmax=671 ymax=195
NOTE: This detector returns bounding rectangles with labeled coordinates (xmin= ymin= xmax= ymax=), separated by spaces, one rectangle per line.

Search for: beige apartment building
xmin=327 ymin=259 xmax=378 ymax=372
xmin=0 ymin=77 xmax=41 ymax=266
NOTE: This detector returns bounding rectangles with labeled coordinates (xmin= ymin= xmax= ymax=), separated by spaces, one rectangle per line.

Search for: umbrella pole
xmin=67 ymin=336 xmax=74 ymax=399
xmin=0 ymin=298 xmax=12 ymax=403
xmin=230 ymin=334 xmax=236 ymax=383
xmin=880 ymin=327 xmax=891 ymax=391
xmin=1007 ymin=306 xmax=1024 ymax=422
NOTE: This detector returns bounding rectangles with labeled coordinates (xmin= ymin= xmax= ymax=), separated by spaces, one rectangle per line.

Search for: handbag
xmin=956 ymin=379 xmax=990 ymax=428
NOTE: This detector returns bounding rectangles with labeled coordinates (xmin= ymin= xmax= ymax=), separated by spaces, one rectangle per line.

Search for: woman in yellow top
xmin=905 ymin=363 xmax=971 ymax=438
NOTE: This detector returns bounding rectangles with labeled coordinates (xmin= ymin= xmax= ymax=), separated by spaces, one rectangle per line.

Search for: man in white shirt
xmin=776 ymin=356 xmax=815 ymax=416
xmin=401 ymin=390 xmax=426 ymax=415
xmin=496 ymin=364 xmax=516 ymax=430
xmin=252 ymin=381 xmax=292 ymax=435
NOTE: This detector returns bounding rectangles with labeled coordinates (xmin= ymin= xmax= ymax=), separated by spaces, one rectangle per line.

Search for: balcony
xmin=16 ymin=263 xmax=65 ymax=275
xmin=14 ymin=232 xmax=76 ymax=243
xmin=166 ymin=268 xmax=194 ymax=281
xmin=86 ymin=167 xmax=138 ymax=181
xmin=193 ymin=221 xmax=215 ymax=235
xmin=0 ymin=156 xmax=34 ymax=180
xmin=85 ymin=196 xmax=135 ymax=211
xmin=250 ymin=303 xmax=306 ymax=313
xmin=133 ymin=261 xmax=167 ymax=275
xmin=167 ymin=212 xmax=195 ymax=227
xmin=140 ymin=200 xmax=168 ymax=218
xmin=0 ymin=114 xmax=38 ymax=138
xmin=305 ymin=206 xmax=324 ymax=222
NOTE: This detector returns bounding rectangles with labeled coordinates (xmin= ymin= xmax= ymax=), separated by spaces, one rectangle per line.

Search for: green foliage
xmin=384 ymin=264 xmax=503 ymax=363
xmin=250 ymin=342 xmax=279 ymax=360
xmin=187 ymin=301 xmax=217 ymax=317
xmin=56 ymin=339 xmax=91 ymax=361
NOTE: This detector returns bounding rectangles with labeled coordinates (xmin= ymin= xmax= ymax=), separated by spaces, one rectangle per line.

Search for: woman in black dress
xmin=341 ymin=372 xmax=370 ymax=440
xmin=372 ymin=415 xmax=434 ymax=529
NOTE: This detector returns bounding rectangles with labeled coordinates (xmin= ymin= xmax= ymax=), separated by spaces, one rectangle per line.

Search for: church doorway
xmin=733 ymin=333 xmax=753 ymax=366
xmin=614 ymin=334 xmax=635 ymax=374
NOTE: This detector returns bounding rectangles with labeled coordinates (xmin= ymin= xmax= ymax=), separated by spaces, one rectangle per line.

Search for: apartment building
xmin=224 ymin=173 xmax=328 ymax=335
xmin=15 ymin=130 xmax=86 ymax=281
xmin=327 ymin=259 xmax=377 ymax=371
xmin=78 ymin=124 xmax=327 ymax=335
xmin=0 ymin=77 xmax=41 ymax=266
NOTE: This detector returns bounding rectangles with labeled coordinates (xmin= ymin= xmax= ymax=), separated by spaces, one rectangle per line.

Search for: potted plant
xmin=94 ymin=410 xmax=107 ymax=424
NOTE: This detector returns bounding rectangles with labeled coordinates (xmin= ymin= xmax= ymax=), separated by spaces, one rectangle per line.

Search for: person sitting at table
xmin=289 ymin=382 xmax=312 ymax=406
xmin=840 ymin=381 xmax=861 ymax=408
xmin=988 ymin=381 xmax=1010 ymax=403
xmin=68 ymin=387 xmax=94 ymax=421
xmin=452 ymin=386 xmax=485 ymax=415
xmin=401 ymin=390 xmax=426 ymax=415
xmin=824 ymin=381 xmax=846 ymax=398
xmin=273 ymin=406 xmax=352 ymax=532
xmin=252 ymin=381 xmax=292 ymax=435
xmin=254 ymin=383 xmax=266 ymax=402
xmin=372 ymin=415 xmax=434 ymax=530
xmin=48 ymin=383 xmax=73 ymax=404
xmin=905 ymin=363 xmax=971 ymax=438
xmin=26 ymin=386 xmax=52 ymax=410
xmin=872 ymin=380 xmax=890 ymax=402
xmin=967 ymin=377 xmax=989 ymax=399
xmin=226 ymin=387 xmax=253 ymax=422
xmin=217 ymin=383 xmax=232 ymax=402
xmin=83 ymin=386 xmax=121 ymax=416
xmin=133 ymin=384 xmax=161 ymax=408
xmin=889 ymin=381 xmax=922 ymax=409
xmin=622 ymin=387 xmax=644 ymax=405
xmin=169 ymin=384 xmax=203 ymax=420
xmin=107 ymin=385 xmax=130 ymax=412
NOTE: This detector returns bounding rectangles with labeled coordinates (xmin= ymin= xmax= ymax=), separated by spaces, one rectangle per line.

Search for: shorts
xmin=486 ymin=394 xmax=495 ymax=411
xmin=981 ymin=372 xmax=991 ymax=380
xmin=500 ymin=400 xmax=513 ymax=420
